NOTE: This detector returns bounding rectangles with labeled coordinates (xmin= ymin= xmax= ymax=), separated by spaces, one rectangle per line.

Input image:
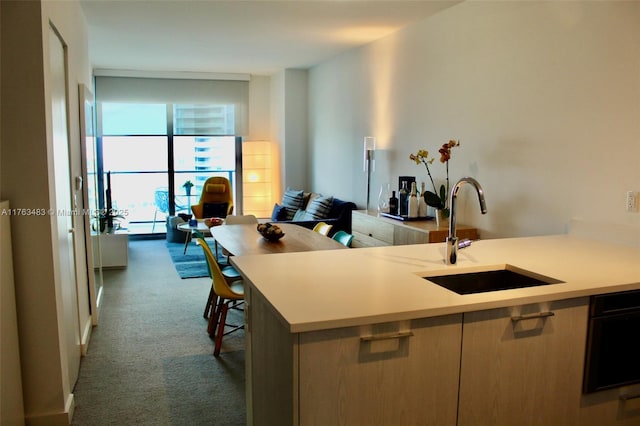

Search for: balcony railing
xmin=100 ymin=169 xmax=235 ymax=234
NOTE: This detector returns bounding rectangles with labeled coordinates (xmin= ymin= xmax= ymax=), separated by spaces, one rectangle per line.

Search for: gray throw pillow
xmin=281 ymin=188 xmax=304 ymax=220
xmin=304 ymin=195 xmax=333 ymax=220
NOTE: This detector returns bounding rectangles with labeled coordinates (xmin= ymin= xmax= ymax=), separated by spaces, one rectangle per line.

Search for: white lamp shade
xmin=364 ymin=136 xmax=376 ymax=172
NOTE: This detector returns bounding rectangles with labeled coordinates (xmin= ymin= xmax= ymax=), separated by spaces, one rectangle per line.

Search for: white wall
xmin=1 ymin=200 xmax=25 ymax=426
xmin=1 ymin=0 xmax=92 ymax=423
xmin=308 ymin=1 xmax=640 ymax=239
xmin=270 ymin=70 xmax=285 ymax=202
xmin=271 ymin=69 xmax=309 ymax=196
xmin=248 ymin=75 xmax=271 ymax=141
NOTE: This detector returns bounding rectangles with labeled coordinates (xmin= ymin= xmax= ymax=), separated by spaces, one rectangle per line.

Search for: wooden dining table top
xmin=209 ymin=223 xmax=347 ymax=256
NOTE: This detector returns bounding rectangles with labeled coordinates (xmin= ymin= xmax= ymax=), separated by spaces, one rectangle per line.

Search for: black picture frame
xmin=398 ymin=176 xmax=415 ymax=193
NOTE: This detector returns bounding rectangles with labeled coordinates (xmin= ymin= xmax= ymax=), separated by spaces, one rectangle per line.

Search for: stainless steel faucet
xmin=446 ymin=177 xmax=487 ymax=264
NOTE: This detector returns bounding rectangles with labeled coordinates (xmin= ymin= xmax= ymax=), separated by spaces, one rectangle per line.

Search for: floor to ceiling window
xmin=95 ymin=76 xmax=248 ymax=234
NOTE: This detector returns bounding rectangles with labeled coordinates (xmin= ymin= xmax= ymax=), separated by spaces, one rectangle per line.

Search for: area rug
xmin=166 ymin=241 xmax=209 ymax=279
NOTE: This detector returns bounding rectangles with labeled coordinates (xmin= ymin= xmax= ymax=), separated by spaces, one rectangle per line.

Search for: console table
xmin=351 ymin=210 xmax=478 ymax=248
xmin=91 ymin=230 xmax=128 ymax=268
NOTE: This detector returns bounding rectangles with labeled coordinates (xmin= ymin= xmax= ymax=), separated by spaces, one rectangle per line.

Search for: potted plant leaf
xmin=93 ymin=170 xmax=125 ymax=233
xmin=182 ymin=180 xmax=194 ymax=209
xmin=93 ymin=208 xmax=125 ymax=233
xmin=182 ymin=180 xmax=194 ymax=195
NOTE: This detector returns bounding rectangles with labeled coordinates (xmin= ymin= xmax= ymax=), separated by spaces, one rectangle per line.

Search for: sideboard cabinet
xmin=351 ymin=210 xmax=478 ymax=248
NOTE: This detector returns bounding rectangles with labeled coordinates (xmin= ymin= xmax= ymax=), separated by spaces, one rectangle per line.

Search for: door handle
xmin=511 ymin=311 xmax=554 ymax=322
xmin=360 ymin=331 xmax=414 ymax=342
xmin=620 ymin=393 xmax=640 ymax=401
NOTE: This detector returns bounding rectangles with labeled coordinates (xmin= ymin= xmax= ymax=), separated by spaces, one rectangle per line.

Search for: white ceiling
xmin=80 ymin=0 xmax=460 ymax=76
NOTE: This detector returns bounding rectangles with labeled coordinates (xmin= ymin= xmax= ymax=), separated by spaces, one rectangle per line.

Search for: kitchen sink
xmin=422 ymin=265 xmax=563 ymax=295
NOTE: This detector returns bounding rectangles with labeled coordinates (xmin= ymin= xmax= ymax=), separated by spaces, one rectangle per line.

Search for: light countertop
xmin=231 ymin=235 xmax=640 ymax=333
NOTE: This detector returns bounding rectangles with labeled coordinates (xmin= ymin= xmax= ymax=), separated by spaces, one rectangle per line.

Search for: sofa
xmin=270 ymin=189 xmax=356 ymax=237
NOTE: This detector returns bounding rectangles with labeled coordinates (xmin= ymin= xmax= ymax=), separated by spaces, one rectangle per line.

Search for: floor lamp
xmin=364 ymin=137 xmax=376 ymax=212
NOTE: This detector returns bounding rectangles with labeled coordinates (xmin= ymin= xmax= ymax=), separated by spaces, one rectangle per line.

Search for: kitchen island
xmin=231 ymin=234 xmax=640 ymax=425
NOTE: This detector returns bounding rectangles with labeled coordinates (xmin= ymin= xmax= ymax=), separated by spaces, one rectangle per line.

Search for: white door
xmin=49 ymin=26 xmax=81 ymax=388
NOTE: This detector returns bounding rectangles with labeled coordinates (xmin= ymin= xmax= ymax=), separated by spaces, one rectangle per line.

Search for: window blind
xmin=95 ymin=76 xmax=249 ymax=135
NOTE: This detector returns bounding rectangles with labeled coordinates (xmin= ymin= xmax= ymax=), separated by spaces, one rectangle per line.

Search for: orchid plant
xmin=409 ymin=139 xmax=460 ymax=218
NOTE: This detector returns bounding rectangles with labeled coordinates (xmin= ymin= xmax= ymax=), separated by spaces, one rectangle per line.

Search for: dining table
xmin=209 ymin=223 xmax=347 ymax=256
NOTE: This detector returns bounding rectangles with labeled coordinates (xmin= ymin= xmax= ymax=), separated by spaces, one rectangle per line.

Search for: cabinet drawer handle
xmin=360 ymin=331 xmax=414 ymax=342
xmin=510 ymin=311 xmax=555 ymax=322
xmin=620 ymin=393 xmax=640 ymax=401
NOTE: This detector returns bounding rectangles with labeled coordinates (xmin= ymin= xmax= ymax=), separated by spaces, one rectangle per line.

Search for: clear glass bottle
xmin=378 ymin=183 xmax=391 ymax=213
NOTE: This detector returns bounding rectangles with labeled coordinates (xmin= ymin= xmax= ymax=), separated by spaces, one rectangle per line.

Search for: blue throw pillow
xmin=304 ymin=195 xmax=333 ymax=220
xmin=270 ymin=203 xmax=288 ymax=221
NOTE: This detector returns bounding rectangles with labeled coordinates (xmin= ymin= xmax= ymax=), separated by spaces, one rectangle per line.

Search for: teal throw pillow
xmin=292 ymin=209 xmax=307 ymax=221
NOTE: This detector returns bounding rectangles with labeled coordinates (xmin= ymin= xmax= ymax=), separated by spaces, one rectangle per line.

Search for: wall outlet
xmin=626 ymin=191 xmax=638 ymax=212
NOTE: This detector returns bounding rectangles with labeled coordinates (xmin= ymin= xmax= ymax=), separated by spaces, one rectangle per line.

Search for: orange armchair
xmin=191 ymin=176 xmax=234 ymax=219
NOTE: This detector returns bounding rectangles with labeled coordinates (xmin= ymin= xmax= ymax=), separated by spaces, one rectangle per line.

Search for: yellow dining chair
xmin=194 ymin=234 xmax=245 ymax=357
xmin=312 ymin=222 xmax=333 ymax=236
xmin=332 ymin=230 xmax=354 ymax=247
xmin=193 ymin=230 xmax=241 ymax=321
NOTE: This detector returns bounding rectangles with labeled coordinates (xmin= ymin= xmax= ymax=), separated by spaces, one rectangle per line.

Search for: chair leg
xmin=208 ymin=297 xmax=224 ymax=337
xmin=214 ymin=302 xmax=229 ymax=357
xmin=203 ymin=291 xmax=212 ymax=319
xmin=152 ymin=209 xmax=158 ymax=233
xmin=183 ymin=231 xmax=192 ymax=255
xmin=203 ymin=287 xmax=217 ymax=319
xmin=215 ymin=240 xmax=229 ymax=266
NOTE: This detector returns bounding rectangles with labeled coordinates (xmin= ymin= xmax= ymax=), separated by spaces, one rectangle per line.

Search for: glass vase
xmin=434 ymin=208 xmax=444 ymax=227
xmin=378 ymin=183 xmax=391 ymax=213
xmin=434 ymin=207 xmax=450 ymax=227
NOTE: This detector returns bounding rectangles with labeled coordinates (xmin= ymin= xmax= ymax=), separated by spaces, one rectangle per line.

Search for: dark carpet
xmin=166 ymin=240 xmax=210 ymax=279
xmin=71 ymin=239 xmax=246 ymax=425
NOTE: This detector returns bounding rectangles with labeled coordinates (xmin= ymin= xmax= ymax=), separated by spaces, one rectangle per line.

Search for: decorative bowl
xmin=257 ymin=222 xmax=285 ymax=241
xmin=204 ymin=217 xmax=223 ymax=228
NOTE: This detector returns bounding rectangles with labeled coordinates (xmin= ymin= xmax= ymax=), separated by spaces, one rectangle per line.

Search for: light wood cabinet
xmin=457 ymin=297 xmax=639 ymax=426
xmin=577 ymin=384 xmax=640 ymax=425
xmin=458 ymin=297 xmax=589 ymax=426
xmin=246 ymin=287 xmax=635 ymax=426
xmin=352 ymin=210 xmax=478 ymax=247
xmin=246 ymin=286 xmax=462 ymax=426
xmin=351 ymin=210 xmax=394 ymax=247
xmin=245 ymin=286 xmax=296 ymax=425
xmin=298 ymin=316 xmax=462 ymax=426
